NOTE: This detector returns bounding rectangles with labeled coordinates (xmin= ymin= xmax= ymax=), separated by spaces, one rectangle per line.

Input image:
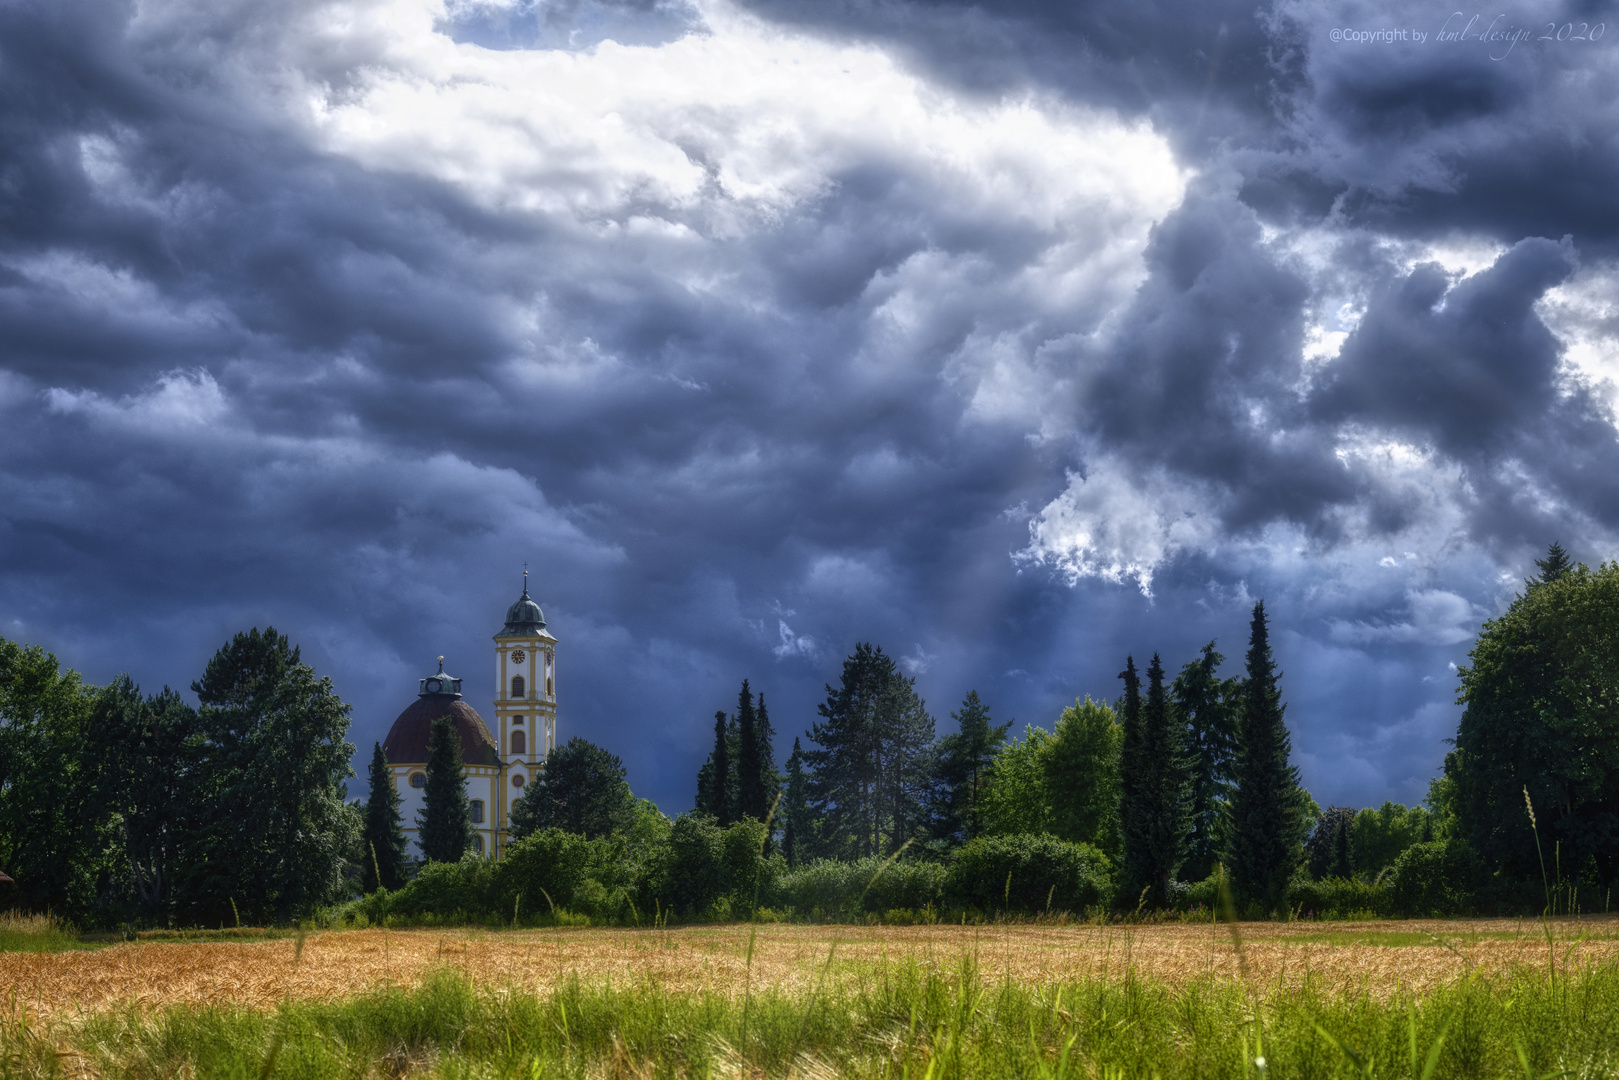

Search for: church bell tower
xmin=493 ymin=570 xmax=556 ymax=857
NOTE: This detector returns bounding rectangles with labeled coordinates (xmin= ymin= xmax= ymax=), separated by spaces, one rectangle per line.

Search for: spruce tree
xmin=1226 ymin=601 xmax=1304 ymax=912
xmin=736 ymin=680 xmax=766 ymax=821
xmin=362 ymin=741 xmax=409 ymax=890
xmin=806 ymin=643 xmax=936 ymax=859
xmin=418 ymin=715 xmax=472 ymax=862
xmin=782 ymin=737 xmax=811 ymax=866
xmin=933 ymin=690 xmax=1010 ymax=842
xmin=1117 ymin=655 xmax=1147 ymax=900
xmin=754 ymin=693 xmax=779 ymax=818
xmin=1529 ymin=541 xmax=1573 ymax=589
xmin=706 ymin=710 xmax=732 ymax=823
xmin=1173 ymin=642 xmax=1240 ymax=882
xmin=1143 ymin=655 xmax=1192 ymax=904
xmin=1120 ymin=655 xmax=1192 ymax=907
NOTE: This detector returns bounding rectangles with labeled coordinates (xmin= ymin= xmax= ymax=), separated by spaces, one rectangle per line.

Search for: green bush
xmin=943 ymin=833 xmax=1112 ymax=915
xmin=766 ymin=858 xmax=947 ymax=919
xmin=493 ymin=829 xmax=626 ymax=921
xmin=1290 ymin=876 xmax=1391 ymax=918
xmin=370 ymin=854 xmax=495 ymax=921
xmin=1178 ymin=874 xmax=1218 ymax=913
xmin=655 ymin=815 xmax=774 ymax=920
xmin=1388 ymin=838 xmax=1482 ymax=917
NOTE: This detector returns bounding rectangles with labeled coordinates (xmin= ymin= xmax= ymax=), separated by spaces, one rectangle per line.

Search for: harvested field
xmin=6 ymin=917 xmax=1619 ymax=1020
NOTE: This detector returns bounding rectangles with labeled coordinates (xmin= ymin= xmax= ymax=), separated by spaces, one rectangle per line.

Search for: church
xmin=381 ymin=574 xmax=557 ymax=859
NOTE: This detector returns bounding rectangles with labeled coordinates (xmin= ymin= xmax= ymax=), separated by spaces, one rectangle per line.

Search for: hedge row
xmin=351 ymin=828 xmax=1114 ymax=926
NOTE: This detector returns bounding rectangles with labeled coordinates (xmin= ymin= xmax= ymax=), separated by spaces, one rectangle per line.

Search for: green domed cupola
xmin=499 ymin=572 xmax=546 ymax=637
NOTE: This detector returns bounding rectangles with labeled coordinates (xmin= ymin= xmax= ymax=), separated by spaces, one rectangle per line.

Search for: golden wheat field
xmin=7 ymin=918 xmax=1619 ymax=1021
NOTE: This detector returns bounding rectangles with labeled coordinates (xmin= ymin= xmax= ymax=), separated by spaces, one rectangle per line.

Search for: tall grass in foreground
xmin=7 ymin=961 xmax=1619 ymax=1078
xmin=0 ymin=912 xmax=83 ymax=953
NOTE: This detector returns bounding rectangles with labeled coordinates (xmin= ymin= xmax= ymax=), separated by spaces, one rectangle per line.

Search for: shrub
xmin=766 ymin=858 xmax=947 ymax=919
xmin=1388 ymin=838 xmax=1483 ymax=917
xmin=372 ymin=854 xmax=495 ymax=921
xmin=1289 ymin=876 xmax=1392 ymax=918
xmin=493 ymin=829 xmax=623 ymax=920
xmin=944 ymin=833 xmax=1112 ymax=915
xmin=655 ymin=815 xmax=773 ymax=920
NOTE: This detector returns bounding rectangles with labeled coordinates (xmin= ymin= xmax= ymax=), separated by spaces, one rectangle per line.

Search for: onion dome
xmin=382 ymin=657 xmax=501 ymax=767
xmin=498 ymin=572 xmax=546 ymax=637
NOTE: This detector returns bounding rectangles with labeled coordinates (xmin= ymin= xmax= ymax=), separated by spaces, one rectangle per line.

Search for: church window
xmin=513 ymin=714 xmax=524 ymax=725
xmin=513 ymin=773 xmax=526 ymax=788
xmin=409 ymin=772 xmax=426 ymax=788
xmin=511 ymin=730 xmax=527 ymax=755
xmin=511 ymin=675 xmax=525 ymax=698
xmin=546 ymin=677 xmax=553 ymax=697
xmin=471 ymin=799 xmax=485 ymax=824
xmin=473 ymin=834 xmax=484 ymax=854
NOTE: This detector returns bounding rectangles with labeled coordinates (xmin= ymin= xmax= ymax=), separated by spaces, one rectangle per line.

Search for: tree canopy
xmin=1449 ymin=556 xmax=1619 ymax=885
xmin=512 ymin=736 xmax=637 ymax=840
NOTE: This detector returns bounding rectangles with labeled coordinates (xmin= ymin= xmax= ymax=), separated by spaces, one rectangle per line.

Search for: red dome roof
xmin=383 ymin=696 xmax=501 ymax=767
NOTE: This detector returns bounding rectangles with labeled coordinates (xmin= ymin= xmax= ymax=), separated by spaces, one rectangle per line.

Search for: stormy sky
xmin=4 ymin=0 xmax=1617 ymax=815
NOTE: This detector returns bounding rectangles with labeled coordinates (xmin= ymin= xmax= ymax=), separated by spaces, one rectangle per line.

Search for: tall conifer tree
xmin=1173 ymin=642 xmax=1240 ymax=882
xmin=706 ymin=710 xmax=732 ymax=823
xmin=782 ymin=737 xmax=810 ymax=866
xmin=805 ymin=643 xmax=936 ymax=859
xmin=1136 ymin=655 xmax=1192 ymax=906
xmin=933 ymin=690 xmax=1010 ymax=842
xmin=736 ymin=679 xmax=766 ymax=821
xmin=362 ymin=741 xmax=409 ymax=890
xmin=754 ymin=693 xmax=779 ymax=817
xmin=1226 ymin=601 xmax=1304 ymax=912
xmin=418 ymin=715 xmax=472 ymax=862
xmin=1117 ymin=655 xmax=1146 ymax=899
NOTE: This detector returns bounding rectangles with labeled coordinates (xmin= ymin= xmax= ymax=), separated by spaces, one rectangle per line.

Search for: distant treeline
xmin=2 ymin=545 xmax=1615 ymax=925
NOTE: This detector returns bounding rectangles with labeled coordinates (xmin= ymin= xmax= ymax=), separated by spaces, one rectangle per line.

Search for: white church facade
xmin=382 ymin=575 xmax=557 ymax=860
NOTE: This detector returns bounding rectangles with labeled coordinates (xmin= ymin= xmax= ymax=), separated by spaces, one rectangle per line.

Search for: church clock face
xmin=511 ymin=650 xmax=526 ymax=664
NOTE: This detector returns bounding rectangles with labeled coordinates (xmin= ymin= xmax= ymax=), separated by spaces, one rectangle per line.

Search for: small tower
xmin=493 ymin=570 xmax=557 ymax=857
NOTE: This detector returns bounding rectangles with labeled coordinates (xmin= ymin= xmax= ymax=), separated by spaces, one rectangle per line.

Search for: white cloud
xmin=1327 ymin=588 xmax=1479 ymax=646
xmin=772 ymin=618 xmax=816 ymax=659
xmin=46 ymin=369 xmax=231 ymax=431
xmin=1018 ymin=460 xmax=1217 ymax=596
xmin=295 ymin=0 xmax=1185 ymax=235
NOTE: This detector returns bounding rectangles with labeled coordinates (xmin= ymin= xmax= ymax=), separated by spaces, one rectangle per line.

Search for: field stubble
xmin=6 ymin=916 xmax=1619 ymax=1020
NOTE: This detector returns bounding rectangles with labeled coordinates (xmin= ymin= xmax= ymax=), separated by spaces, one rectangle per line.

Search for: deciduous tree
xmin=512 ymin=737 xmax=636 ymax=840
xmin=1449 ymin=553 xmax=1619 ymax=887
xmin=187 ymin=627 xmax=356 ymax=923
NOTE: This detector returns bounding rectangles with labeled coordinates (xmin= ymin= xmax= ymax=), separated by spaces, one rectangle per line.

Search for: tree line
xmin=0 ymin=629 xmax=354 ymax=925
xmin=5 ymin=544 xmax=1615 ymax=924
xmin=682 ymin=601 xmax=1313 ymax=913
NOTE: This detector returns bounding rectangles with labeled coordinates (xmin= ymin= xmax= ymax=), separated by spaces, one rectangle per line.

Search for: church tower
xmin=493 ymin=570 xmax=556 ymax=857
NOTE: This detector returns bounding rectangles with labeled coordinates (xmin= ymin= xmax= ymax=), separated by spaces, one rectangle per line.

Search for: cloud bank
xmin=3 ymin=0 xmax=1616 ymax=812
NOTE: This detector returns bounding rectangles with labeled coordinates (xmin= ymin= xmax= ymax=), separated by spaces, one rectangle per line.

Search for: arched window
xmin=546 ymin=677 xmax=553 ymax=697
xmin=471 ymin=799 xmax=485 ymax=824
xmin=511 ymin=675 xmax=525 ymax=698
xmin=472 ymin=834 xmax=484 ymax=854
xmin=511 ymin=730 xmax=526 ymax=755
xmin=409 ymin=772 xmax=426 ymax=788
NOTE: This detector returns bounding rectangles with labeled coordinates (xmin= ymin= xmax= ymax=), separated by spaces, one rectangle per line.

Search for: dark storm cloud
xmin=3 ymin=0 xmax=1618 ymax=817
